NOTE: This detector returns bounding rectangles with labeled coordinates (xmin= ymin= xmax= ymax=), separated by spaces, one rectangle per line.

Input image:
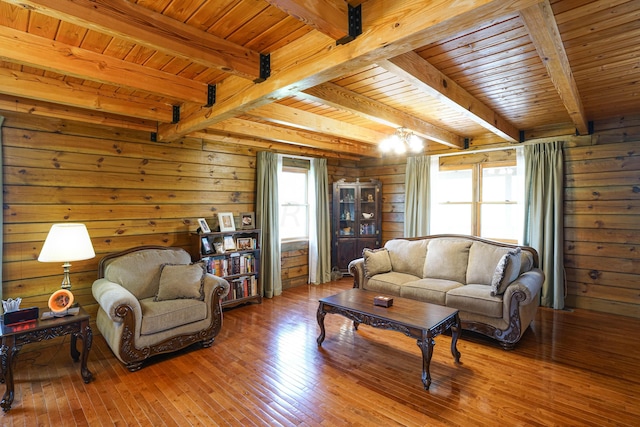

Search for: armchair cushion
xmin=155 ymin=262 xmax=206 ymax=301
xmin=140 ymin=298 xmax=207 ymax=335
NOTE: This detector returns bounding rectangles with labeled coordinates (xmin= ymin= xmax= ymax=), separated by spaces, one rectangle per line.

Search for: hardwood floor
xmin=3 ymin=278 xmax=640 ymax=426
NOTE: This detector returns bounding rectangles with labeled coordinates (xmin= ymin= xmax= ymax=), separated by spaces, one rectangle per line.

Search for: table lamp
xmin=38 ymin=223 xmax=95 ymax=291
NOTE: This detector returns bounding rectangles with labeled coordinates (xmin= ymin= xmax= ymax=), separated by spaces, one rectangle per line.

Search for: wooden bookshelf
xmin=190 ymin=229 xmax=262 ymax=308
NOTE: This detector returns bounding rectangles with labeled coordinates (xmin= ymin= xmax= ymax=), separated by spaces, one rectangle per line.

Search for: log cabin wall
xmin=563 ymin=117 xmax=640 ymax=318
xmin=0 ymin=113 xmax=363 ymax=312
xmin=1 ymin=112 xmax=257 ymax=320
xmin=2 ymin=112 xmax=639 ymax=319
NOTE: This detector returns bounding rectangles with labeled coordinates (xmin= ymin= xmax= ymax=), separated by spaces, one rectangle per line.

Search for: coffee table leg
xmin=417 ymin=334 xmax=435 ymax=390
xmin=316 ymin=303 xmax=326 ymax=346
xmin=450 ymin=313 xmax=461 ymax=363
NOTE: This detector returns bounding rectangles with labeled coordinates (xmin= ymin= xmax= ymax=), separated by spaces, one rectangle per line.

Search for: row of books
xmin=202 ymin=253 xmax=256 ymax=277
xmin=223 ymin=276 xmax=258 ymax=301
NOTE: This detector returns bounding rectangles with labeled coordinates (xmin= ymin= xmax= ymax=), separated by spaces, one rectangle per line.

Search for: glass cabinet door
xmin=338 ymin=188 xmax=355 ymax=236
xmin=359 ymin=186 xmax=377 ymax=237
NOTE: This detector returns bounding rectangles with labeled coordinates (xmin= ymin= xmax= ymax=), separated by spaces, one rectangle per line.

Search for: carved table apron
xmin=317 ymin=288 xmax=461 ymax=390
xmin=0 ymin=305 xmax=94 ymax=411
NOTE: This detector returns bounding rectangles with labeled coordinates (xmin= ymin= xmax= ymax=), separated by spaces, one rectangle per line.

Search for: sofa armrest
xmin=92 ymin=278 xmax=142 ymax=323
xmin=348 ymin=258 xmax=365 ymax=288
xmin=503 ymin=268 xmax=544 ymax=305
xmin=203 ymin=273 xmax=230 ymax=300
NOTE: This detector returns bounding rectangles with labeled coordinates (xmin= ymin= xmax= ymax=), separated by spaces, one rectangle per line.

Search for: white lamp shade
xmin=38 ymin=223 xmax=96 ymax=262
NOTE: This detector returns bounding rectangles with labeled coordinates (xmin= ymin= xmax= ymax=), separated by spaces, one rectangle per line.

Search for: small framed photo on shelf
xmin=201 ymin=237 xmax=213 ymax=254
xmin=218 ymin=212 xmax=236 ymax=232
xmin=223 ymin=235 xmax=236 ymax=251
xmin=236 ymin=237 xmax=252 ymax=250
xmin=240 ymin=212 xmax=255 ymax=230
xmin=197 ymin=218 xmax=211 ymax=233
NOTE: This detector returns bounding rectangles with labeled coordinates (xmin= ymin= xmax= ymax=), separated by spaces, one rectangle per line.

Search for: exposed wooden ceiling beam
xmin=194 ymin=131 xmax=362 ymax=161
xmin=378 ymin=51 xmax=520 ymax=143
xmin=206 ymin=118 xmax=379 ymax=158
xmin=3 ymin=0 xmax=262 ymax=81
xmin=520 ymin=0 xmax=589 ymax=135
xmin=0 ymin=68 xmax=172 ymax=123
xmin=264 ymin=0 xmax=349 ymax=41
xmin=158 ymin=0 xmax=542 ymax=142
xmin=0 ymin=25 xmax=207 ymax=104
xmin=0 ymin=95 xmax=158 ymax=132
xmin=248 ymin=103 xmax=387 ymax=144
xmin=301 ymin=82 xmax=465 ymax=149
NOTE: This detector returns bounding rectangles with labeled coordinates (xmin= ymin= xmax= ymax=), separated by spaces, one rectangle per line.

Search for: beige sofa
xmin=348 ymin=235 xmax=544 ymax=349
xmin=92 ymin=246 xmax=230 ymax=371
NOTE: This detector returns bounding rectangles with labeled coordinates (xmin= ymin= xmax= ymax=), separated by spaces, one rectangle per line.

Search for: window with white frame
xmin=279 ymin=158 xmax=310 ymax=241
xmin=430 ymin=150 xmax=523 ymax=243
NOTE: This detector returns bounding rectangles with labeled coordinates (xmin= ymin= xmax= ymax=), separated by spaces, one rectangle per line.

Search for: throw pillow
xmin=155 ymin=262 xmax=206 ymax=301
xmin=363 ymin=248 xmax=392 ymax=278
xmin=491 ymin=248 xmax=522 ymax=296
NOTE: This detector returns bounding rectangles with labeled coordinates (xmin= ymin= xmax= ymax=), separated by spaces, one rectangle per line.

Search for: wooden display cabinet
xmin=332 ymin=179 xmax=382 ymax=272
xmin=191 ymin=229 xmax=262 ymax=308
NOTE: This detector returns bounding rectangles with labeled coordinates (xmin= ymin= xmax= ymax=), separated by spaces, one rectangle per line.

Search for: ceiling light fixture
xmin=379 ymin=127 xmax=424 ymax=154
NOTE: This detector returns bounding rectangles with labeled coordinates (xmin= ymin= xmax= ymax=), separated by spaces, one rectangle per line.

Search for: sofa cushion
xmin=446 ymin=285 xmax=503 ymax=318
xmin=424 ymin=239 xmax=472 ymax=283
xmin=466 ymin=242 xmax=519 ymax=285
xmin=399 ymin=278 xmax=463 ymax=306
xmin=384 ymin=239 xmax=428 ymax=278
xmin=491 ymin=248 xmax=521 ymax=296
xmin=139 ymin=297 xmax=208 ymax=335
xmin=155 ymin=263 xmax=206 ymax=301
xmin=363 ymin=248 xmax=392 ymax=278
xmin=364 ymin=271 xmax=419 ymax=296
xmin=104 ymin=248 xmax=192 ymax=300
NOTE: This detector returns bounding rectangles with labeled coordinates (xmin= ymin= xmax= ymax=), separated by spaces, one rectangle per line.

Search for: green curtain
xmin=0 ymin=116 xmax=3 ymax=307
xmin=404 ymin=155 xmax=431 ymax=237
xmin=523 ymin=141 xmax=565 ymax=309
xmin=309 ymin=158 xmax=331 ymax=284
xmin=256 ymin=151 xmax=282 ymax=298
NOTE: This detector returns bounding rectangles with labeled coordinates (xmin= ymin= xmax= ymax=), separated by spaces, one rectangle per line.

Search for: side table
xmin=0 ymin=305 xmax=94 ymax=412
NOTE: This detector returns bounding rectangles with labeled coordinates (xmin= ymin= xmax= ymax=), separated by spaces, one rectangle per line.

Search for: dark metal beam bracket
xmin=254 ymin=54 xmax=271 ymax=83
xmin=336 ymin=4 xmax=362 ymax=45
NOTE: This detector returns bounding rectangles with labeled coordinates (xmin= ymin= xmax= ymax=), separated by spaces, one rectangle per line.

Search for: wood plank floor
xmin=3 ymin=278 xmax=640 ymax=426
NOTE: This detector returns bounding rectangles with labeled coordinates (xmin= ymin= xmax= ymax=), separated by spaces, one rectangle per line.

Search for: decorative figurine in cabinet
xmin=332 ymin=179 xmax=382 ymax=272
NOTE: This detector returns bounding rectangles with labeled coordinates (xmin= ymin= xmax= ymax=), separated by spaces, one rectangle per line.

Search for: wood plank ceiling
xmin=0 ymin=0 xmax=638 ymax=159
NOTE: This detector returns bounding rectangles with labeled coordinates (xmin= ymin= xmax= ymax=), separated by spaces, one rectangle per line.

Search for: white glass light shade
xmin=378 ymin=128 xmax=423 ymax=154
xmin=38 ymin=223 xmax=95 ymax=262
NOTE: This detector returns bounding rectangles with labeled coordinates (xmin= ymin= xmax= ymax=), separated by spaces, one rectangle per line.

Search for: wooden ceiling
xmin=0 ymin=0 xmax=638 ymax=159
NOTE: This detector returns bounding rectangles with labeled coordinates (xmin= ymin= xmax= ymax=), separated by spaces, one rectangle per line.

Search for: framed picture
xmin=197 ymin=218 xmax=211 ymax=233
xmin=237 ymin=237 xmax=253 ymax=250
xmin=223 ymin=235 xmax=236 ymax=251
xmin=218 ymin=212 xmax=236 ymax=232
xmin=201 ymin=237 xmax=213 ymax=254
xmin=240 ymin=212 xmax=255 ymax=230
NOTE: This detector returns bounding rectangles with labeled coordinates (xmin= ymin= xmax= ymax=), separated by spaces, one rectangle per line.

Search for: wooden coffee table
xmin=317 ymin=288 xmax=461 ymax=390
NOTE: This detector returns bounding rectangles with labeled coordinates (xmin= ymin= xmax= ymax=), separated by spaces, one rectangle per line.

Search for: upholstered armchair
xmin=92 ymin=245 xmax=230 ymax=371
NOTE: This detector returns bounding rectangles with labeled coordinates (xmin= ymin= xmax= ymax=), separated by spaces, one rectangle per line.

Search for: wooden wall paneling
xmin=1 ymin=112 xmax=257 ymax=314
xmin=281 ymin=240 xmax=309 ymax=290
xmin=563 ymin=123 xmax=640 ymax=318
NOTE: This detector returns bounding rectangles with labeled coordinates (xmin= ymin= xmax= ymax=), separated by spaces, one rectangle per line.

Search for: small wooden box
xmin=373 ymin=295 xmax=393 ymax=307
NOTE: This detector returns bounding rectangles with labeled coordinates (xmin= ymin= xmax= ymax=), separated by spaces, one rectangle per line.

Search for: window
xmin=430 ymin=150 xmax=523 ymax=243
xmin=279 ymin=158 xmax=310 ymax=241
